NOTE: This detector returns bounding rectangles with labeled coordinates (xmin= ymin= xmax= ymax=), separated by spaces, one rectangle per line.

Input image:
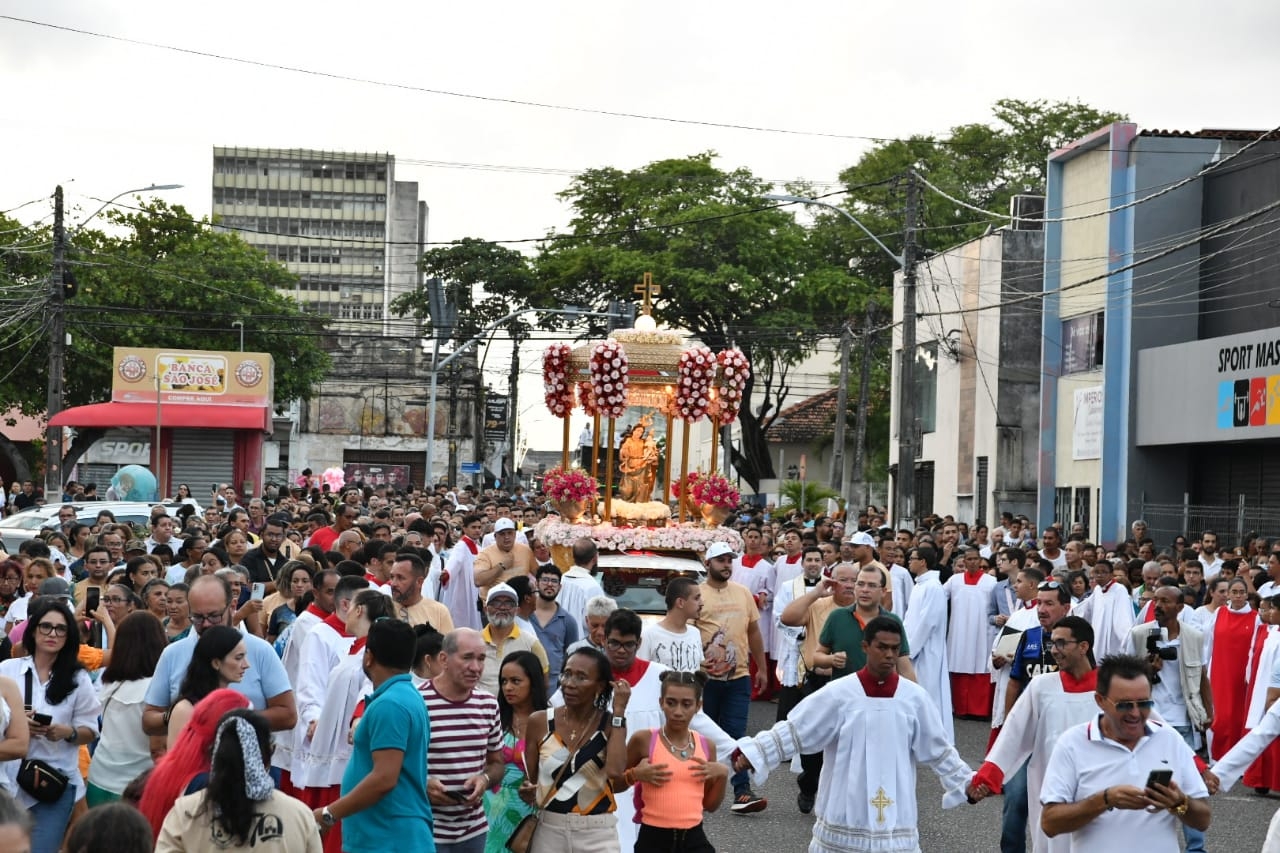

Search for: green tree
xmin=0 ymin=200 xmax=330 ymax=476
xmin=530 ymin=153 xmax=858 ymax=492
xmin=390 ymin=238 xmax=536 ymax=343
xmin=774 ymin=480 xmax=841 ymax=517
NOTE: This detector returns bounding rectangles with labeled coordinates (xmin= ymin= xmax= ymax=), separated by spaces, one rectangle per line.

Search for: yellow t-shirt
xmin=696 ymin=581 xmax=760 ymax=681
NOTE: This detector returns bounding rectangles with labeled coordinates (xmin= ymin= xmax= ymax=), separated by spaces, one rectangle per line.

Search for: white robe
xmin=441 ymin=540 xmax=482 ymax=630
xmin=904 ymin=571 xmax=953 ymax=743
xmin=290 ymin=620 xmax=352 ymax=784
xmin=274 ymin=608 xmax=322 ymax=773
xmin=1214 ymin=673 xmax=1280 ymax=791
xmin=768 ymin=555 xmax=798 ymax=653
xmin=732 ymin=555 xmax=777 ymax=656
xmin=943 ymin=572 xmax=996 ymax=674
xmin=989 ymin=605 xmax=1039 ymax=728
xmin=551 ymin=660 xmax=734 ymax=852
xmin=983 ymin=672 xmax=1101 ymax=853
xmin=1247 ymin=625 xmax=1280 ymax=729
xmin=1069 ymin=582 xmax=1134 ymax=663
xmin=293 ymin=648 xmax=369 ymax=788
xmin=888 ymin=564 xmax=913 ymax=620
xmin=736 ymin=674 xmax=972 ymax=853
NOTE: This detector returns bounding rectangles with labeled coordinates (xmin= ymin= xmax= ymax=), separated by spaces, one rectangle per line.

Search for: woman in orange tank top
xmin=625 ymin=671 xmax=726 ymax=852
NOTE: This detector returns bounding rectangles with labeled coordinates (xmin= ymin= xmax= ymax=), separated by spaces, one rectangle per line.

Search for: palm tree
xmin=775 ymin=480 xmax=842 ymax=517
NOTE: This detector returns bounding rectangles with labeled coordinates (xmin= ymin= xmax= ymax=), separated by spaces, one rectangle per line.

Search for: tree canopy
xmin=0 ymin=198 xmax=330 ymax=473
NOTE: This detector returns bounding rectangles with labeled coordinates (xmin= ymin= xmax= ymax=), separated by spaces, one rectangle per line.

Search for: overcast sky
xmin=3 ymin=1 xmax=1276 ymax=451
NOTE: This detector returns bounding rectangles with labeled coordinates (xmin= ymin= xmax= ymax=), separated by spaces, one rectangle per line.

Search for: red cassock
xmin=1244 ymin=624 xmax=1280 ymax=790
xmin=1210 ymin=607 xmax=1257 ymax=760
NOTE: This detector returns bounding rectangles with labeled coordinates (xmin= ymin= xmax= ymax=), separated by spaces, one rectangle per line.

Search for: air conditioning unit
xmin=373 ymin=265 xmax=383 ymax=272
xmin=1009 ymin=195 xmax=1045 ymax=231
xmin=340 ymin=286 xmax=352 ymax=298
xmin=376 ymin=194 xmax=386 ymax=202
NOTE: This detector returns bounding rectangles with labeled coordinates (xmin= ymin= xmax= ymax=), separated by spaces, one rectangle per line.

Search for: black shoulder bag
xmin=16 ymin=669 xmax=70 ymax=803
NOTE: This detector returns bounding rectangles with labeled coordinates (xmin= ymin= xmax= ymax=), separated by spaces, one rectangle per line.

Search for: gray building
xmin=889 ymin=222 xmax=1044 ymax=526
xmin=211 ymin=147 xmax=420 ymax=334
xmin=1039 ymin=124 xmax=1280 ymax=546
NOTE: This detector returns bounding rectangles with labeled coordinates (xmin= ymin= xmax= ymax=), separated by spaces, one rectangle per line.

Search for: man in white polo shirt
xmin=1040 ymin=654 xmax=1209 ymax=851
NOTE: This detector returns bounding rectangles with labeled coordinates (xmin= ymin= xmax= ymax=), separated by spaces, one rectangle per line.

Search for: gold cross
xmin=870 ymin=787 xmax=893 ymax=823
xmin=633 ymin=272 xmax=661 ymax=316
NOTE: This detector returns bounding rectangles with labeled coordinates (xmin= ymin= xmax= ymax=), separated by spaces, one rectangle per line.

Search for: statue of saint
xmin=618 ymin=418 xmax=659 ymax=502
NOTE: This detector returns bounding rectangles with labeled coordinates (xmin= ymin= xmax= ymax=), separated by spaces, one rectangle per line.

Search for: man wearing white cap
xmin=478 ymin=583 xmax=548 ymax=696
xmin=848 ymin=531 xmax=911 ymax=617
xmin=473 ymin=517 xmax=537 ymax=605
xmin=698 ymin=540 xmax=770 ymax=813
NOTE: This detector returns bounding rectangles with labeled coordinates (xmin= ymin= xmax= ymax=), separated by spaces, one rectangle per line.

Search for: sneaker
xmin=732 ymin=792 xmax=768 ymax=814
xmin=797 ymin=790 xmax=815 ymax=814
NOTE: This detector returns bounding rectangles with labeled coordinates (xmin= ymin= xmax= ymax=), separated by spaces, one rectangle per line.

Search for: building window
xmin=1072 ymin=487 xmax=1091 ymax=538
xmin=1054 ymin=487 xmax=1072 ymax=529
xmin=914 ymin=342 xmax=938 ymax=434
xmin=1062 ymin=312 xmax=1104 ymax=374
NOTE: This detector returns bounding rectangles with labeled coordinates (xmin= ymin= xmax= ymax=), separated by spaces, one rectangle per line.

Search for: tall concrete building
xmin=211 ymin=147 xmax=421 ymax=334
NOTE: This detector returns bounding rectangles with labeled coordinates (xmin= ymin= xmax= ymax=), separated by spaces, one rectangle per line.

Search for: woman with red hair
xmin=138 ymin=688 xmax=250 ymax=838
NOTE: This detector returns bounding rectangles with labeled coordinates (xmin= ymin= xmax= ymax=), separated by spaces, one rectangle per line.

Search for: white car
xmin=594 ymin=551 xmax=706 ymax=623
xmin=0 ymin=501 xmax=184 ymax=551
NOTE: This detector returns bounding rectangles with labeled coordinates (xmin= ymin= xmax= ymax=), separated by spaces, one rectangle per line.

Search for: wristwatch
xmin=320 ymin=807 xmax=336 ymax=828
xmin=1170 ymin=795 xmax=1190 ymax=817
xmin=611 ymin=715 xmax=626 ymax=728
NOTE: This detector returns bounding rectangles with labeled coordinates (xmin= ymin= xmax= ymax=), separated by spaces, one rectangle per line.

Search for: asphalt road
xmin=701 ymin=698 xmax=1275 ymax=852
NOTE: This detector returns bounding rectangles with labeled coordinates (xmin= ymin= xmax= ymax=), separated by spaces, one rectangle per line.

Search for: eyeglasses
xmin=1047 ymin=638 xmax=1079 ymax=649
xmin=1038 ymin=581 xmax=1064 ymax=590
xmin=102 ymin=596 xmax=129 ymax=605
xmin=1100 ymin=695 xmax=1156 ymax=713
xmin=189 ymin=609 xmax=227 ymax=626
xmin=486 ymin=601 xmax=516 ymax=611
xmin=537 ymin=578 xmax=560 ymax=586
xmin=36 ymin=622 xmax=69 ymax=637
xmin=606 ymin=639 xmax=638 ymax=651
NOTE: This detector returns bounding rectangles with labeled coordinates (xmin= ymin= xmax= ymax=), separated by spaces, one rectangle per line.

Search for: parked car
xmin=0 ymin=501 xmax=183 ymax=551
xmin=594 ymin=551 xmax=706 ymax=623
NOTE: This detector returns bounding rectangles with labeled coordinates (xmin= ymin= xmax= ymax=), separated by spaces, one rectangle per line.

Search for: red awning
xmin=48 ymin=402 xmax=270 ymax=431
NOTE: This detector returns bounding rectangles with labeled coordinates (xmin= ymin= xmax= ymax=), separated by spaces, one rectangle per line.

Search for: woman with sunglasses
xmin=0 ymin=598 xmax=100 ymax=853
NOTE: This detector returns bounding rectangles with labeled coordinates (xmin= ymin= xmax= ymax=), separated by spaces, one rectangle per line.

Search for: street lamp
xmin=44 ymin=183 xmax=183 ymax=500
xmin=765 ymin=192 xmax=909 ymax=520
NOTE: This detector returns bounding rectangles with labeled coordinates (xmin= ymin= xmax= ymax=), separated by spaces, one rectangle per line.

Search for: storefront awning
xmin=48 ymin=402 xmax=270 ymax=431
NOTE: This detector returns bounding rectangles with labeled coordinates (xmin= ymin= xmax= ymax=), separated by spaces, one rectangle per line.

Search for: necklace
xmin=561 ymin=709 xmax=596 ymax=749
xmin=660 ymin=725 xmax=694 ymax=760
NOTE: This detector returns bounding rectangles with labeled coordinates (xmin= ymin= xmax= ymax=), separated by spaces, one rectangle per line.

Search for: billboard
xmin=111 ymin=347 xmax=274 ymax=407
xmin=342 ymin=463 xmax=410 ymax=490
xmin=484 ymin=394 xmax=508 ymax=443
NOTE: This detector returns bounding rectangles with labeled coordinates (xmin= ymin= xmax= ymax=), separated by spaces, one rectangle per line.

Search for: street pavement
xmin=702 ymin=697 xmax=1274 ymax=851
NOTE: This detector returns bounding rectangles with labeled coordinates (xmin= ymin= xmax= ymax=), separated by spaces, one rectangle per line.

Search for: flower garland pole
xmin=709 ymin=395 xmax=720 ymax=473
xmin=542 ymin=344 xmax=575 ymax=474
xmin=590 ymin=341 xmax=629 ymax=525
xmin=675 ymin=345 xmax=714 ymax=525
xmin=578 ymin=380 xmax=601 ymax=503
xmin=662 ymin=389 xmax=675 ymax=510
xmin=713 ymin=348 xmax=749 ymax=479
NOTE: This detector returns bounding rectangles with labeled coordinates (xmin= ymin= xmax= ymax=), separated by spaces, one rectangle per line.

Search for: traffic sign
xmin=460 ymin=462 xmax=483 ymax=475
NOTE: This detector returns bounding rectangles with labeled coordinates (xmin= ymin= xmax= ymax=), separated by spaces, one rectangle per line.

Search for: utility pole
xmin=850 ymin=306 xmax=875 ymax=514
xmin=829 ymin=322 xmax=851 ymax=497
xmin=44 ymin=186 xmax=67 ymax=501
xmin=507 ymin=325 xmax=521 ymax=487
xmin=895 ymin=171 xmax=919 ymax=527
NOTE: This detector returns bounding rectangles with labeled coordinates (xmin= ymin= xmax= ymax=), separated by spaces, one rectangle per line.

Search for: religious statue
xmin=617 ymin=416 xmax=659 ymax=502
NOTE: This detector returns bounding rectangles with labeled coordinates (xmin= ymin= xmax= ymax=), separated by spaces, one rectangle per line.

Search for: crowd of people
xmin=0 ymin=475 xmax=1278 ymax=851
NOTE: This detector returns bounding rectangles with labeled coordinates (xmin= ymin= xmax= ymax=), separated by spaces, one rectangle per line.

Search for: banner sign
xmin=112 ymin=348 xmax=274 ymax=407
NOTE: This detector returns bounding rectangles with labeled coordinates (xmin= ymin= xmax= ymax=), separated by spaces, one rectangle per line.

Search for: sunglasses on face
xmin=1101 ymin=696 xmax=1156 ymax=713
xmin=1038 ymin=581 xmax=1064 ymax=591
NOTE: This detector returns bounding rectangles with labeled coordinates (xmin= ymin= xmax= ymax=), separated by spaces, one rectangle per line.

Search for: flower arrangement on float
xmin=589 ymin=340 xmax=629 ymax=418
xmin=542 ymin=467 xmax=598 ymax=503
xmin=675 ymin=344 xmax=714 ymax=421
xmin=535 ymin=517 xmax=744 ymax=554
xmin=691 ymin=471 xmax=741 ymax=509
xmin=714 ymin=348 xmax=749 ymax=425
xmin=542 ymin=344 xmax=574 ymax=417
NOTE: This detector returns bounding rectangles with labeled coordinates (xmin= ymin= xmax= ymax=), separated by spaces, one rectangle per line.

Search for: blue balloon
xmin=110 ymin=465 xmax=158 ymax=502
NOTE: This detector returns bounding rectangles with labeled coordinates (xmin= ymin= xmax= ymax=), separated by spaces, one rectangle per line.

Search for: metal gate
xmin=169 ymin=430 xmax=235 ymax=499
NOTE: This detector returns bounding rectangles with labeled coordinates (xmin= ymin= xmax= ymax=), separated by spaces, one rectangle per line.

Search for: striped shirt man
xmin=418 ymin=679 xmax=503 ymax=846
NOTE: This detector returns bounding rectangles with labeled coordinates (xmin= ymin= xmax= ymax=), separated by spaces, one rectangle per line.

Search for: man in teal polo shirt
xmin=314 ymin=618 xmax=434 ymax=852
xmin=815 ymin=564 xmax=916 ymax=681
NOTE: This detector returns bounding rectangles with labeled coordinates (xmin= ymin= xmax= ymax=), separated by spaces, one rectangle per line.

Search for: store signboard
xmin=111 ymin=347 xmax=274 ymax=407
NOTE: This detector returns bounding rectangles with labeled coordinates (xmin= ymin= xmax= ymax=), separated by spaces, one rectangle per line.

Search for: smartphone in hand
xmin=1146 ymin=769 xmax=1174 ymax=789
xmin=251 ymin=583 xmax=266 ymax=601
xmin=30 ymin=712 xmax=52 ymax=726
xmin=85 ymin=587 xmax=100 ymax=614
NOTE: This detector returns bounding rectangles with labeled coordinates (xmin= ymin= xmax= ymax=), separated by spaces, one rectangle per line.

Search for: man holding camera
xmin=1127 ymin=585 xmax=1213 ymax=853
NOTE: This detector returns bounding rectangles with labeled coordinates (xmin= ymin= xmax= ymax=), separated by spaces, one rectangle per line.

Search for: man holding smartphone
xmin=1039 ymin=654 xmax=1210 ymax=852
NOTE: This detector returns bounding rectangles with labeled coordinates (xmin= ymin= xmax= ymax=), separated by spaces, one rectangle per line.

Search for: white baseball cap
xmin=849 ymin=531 xmax=876 ymax=547
xmin=705 ymin=542 xmax=737 ymax=561
xmin=494 ymin=517 xmax=517 ymax=533
xmin=486 ymin=583 xmax=518 ymax=603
